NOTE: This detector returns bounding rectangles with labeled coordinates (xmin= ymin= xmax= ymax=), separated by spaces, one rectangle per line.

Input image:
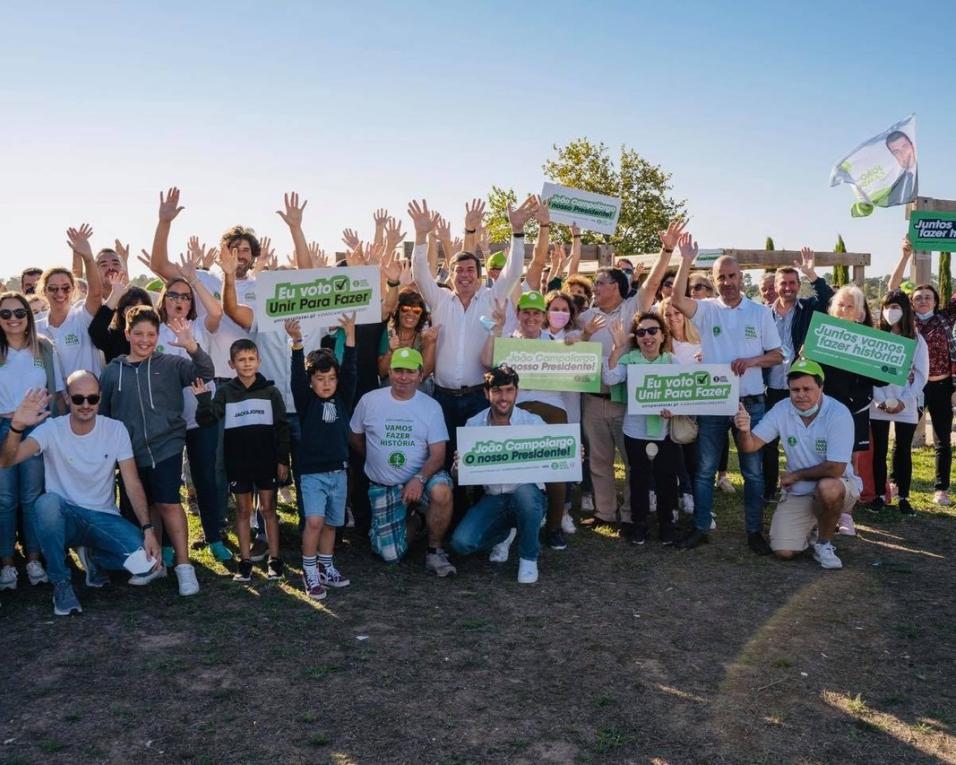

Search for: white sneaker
xmin=0 ymin=564 xmax=17 ymax=590
xmin=561 ymin=512 xmax=576 ymax=535
xmin=129 ymin=564 xmax=167 ymax=586
xmin=580 ymin=493 xmax=594 ymax=512
xmin=649 ymin=492 xmax=657 ymax=513
xmin=888 ymin=482 xmax=898 ymax=502
xmin=26 ymin=560 xmax=48 ymax=585
xmin=489 ymin=528 xmax=517 ymax=563
xmin=517 ymin=558 xmax=538 ymax=584
xmin=812 ymin=540 xmax=843 ymax=570
xmin=837 ymin=513 xmax=856 ymax=536
xmin=716 ymin=475 xmax=735 ymax=493
xmin=680 ymin=493 xmax=695 ymax=514
xmin=175 ymin=563 xmax=200 ymax=596
xmin=424 ymin=549 xmax=457 ymax=577
xmin=933 ymin=490 xmax=951 ymax=506
xmin=710 ymin=514 xmax=717 ymax=531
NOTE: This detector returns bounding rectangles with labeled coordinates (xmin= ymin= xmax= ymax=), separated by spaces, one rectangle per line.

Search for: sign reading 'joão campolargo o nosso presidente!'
xmin=492 ymin=338 xmax=602 ymax=393
xmin=254 ymin=266 xmax=382 ymax=332
xmin=455 ymin=424 xmax=583 ymax=486
xmin=540 ymin=182 xmax=622 ymax=236
xmin=802 ymin=313 xmax=915 ymax=386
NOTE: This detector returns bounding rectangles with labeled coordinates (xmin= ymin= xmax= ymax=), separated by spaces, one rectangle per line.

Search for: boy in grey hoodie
xmin=99 ymin=306 xmax=214 ymax=596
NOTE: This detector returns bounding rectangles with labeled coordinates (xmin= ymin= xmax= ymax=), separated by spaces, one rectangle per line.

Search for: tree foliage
xmin=832 ymin=234 xmax=849 ymax=286
xmin=940 ymin=252 xmax=952 ymax=301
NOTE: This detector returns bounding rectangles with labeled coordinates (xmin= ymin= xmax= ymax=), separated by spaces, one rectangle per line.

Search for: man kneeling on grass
xmin=734 ymin=359 xmax=860 ymax=570
xmin=450 ymin=364 xmax=547 ymax=584
xmin=0 ymin=372 xmax=162 ymax=615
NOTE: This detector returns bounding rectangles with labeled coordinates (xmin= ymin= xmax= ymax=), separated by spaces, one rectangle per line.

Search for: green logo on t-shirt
xmin=787 ymin=436 xmax=797 ymax=446
xmin=815 ymin=438 xmax=827 ymax=453
xmin=712 ymin=326 xmax=721 ymax=337
xmin=64 ymin=333 xmax=80 ymax=346
xmin=156 ymin=345 xmax=165 ymax=353
xmin=388 ymin=452 xmax=406 ymax=467
xmin=744 ymin=326 xmax=757 ymax=340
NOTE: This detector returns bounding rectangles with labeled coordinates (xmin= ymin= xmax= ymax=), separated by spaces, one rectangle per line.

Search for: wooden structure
xmin=905 ymin=196 xmax=956 ymax=285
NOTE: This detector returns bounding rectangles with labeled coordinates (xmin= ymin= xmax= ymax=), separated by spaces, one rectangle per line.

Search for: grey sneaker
xmin=76 ymin=547 xmax=110 ymax=588
xmin=53 ymin=581 xmax=82 ymax=616
xmin=425 ymin=549 xmax=457 ymax=577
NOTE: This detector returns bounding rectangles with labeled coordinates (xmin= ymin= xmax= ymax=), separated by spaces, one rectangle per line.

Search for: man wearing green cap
xmin=734 ymin=358 xmax=860 ymax=570
xmin=349 ymin=346 xmax=456 ymax=575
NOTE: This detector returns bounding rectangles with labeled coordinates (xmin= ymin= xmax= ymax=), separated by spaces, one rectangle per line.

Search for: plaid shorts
xmin=368 ymin=471 xmax=453 ymax=562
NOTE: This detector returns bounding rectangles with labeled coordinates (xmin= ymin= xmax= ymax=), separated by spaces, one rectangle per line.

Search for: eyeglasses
xmin=70 ymin=394 xmax=101 ymax=406
xmin=400 ymin=305 xmax=423 ymax=315
xmin=690 ymin=283 xmax=709 ymax=292
xmin=46 ymin=285 xmax=72 ymax=294
xmin=0 ymin=308 xmax=28 ymax=320
xmin=165 ymin=291 xmax=193 ymax=302
xmin=635 ymin=327 xmax=661 ymax=337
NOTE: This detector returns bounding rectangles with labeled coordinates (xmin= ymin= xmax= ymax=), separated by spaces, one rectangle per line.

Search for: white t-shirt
xmin=0 ymin=345 xmax=65 ymax=412
xmin=350 ymin=387 xmax=449 ymax=486
xmin=671 ymin=339 xmax=702 ymax=365
xmin=251 ymin=323 xmax=296 ymax=414
xmin=752 ymin=394 xmax=862 ymax=496
xmin=156 ymin=323 xmax=214 ymax=429
xmin=29 ymin=415 xmax=134 ymax=514
xmin=691 ymin=297 xmax=781 ymax=396
xmin=36 ymin=303 xmax=103 ymax=381
xmin=194 ymin=270 xmax=257 ymax=378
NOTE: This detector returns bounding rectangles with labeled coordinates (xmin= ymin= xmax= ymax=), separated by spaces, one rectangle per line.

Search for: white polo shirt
xmin=691 ymin=297 xmax=781 ymax=397
xmin=752 ymin=394 xmax=861 ymax=496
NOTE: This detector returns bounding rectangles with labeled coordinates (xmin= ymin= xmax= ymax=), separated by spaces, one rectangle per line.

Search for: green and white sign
xmin=456 ymin=423 xmax=582 ymax=486
xmin=908 ymin=211 xmax=956 ymax=251
xmin=492 ymin=338 xmax=602 ymax=393
xmin=541 ymin=182 xmax=621 ymax=235
xmin=803 ymin=313 xmax=916 ymax=386
xmin=626 ymin=363 xmax=738 ymax=416
xmin=254 ymin=266 xmax=381 ymax=332
xmin=694 ymin=249 xmax=723 ymax=267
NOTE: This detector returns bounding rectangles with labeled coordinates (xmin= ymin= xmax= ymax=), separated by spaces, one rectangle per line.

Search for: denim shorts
xmin=136 ymin=452 xmax=183 ymax=505
xmin=300 ymin=470 xmax=347 ymax=526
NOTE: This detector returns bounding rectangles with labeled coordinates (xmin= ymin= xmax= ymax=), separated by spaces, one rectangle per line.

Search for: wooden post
xmin=851 ymin=264 xmax=865 ymax=286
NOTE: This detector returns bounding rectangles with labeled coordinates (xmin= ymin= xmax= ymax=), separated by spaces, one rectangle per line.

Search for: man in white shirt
xmin=671 ymin=235 xmax=783 ymax=553
xmin=735 ymin=359 xmax=860 ymax=569
xmin=350 ymin=348 xmax=455 ymax=576
xmin=449 ymin=365 xmax=547 ymax=584
xmin=0 ymin=371 xmax=162 ymax=616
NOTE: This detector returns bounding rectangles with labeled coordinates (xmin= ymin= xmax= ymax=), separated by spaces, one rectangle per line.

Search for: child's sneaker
xmin=0 ymin=564 xmax=17 ymax=590
xmin=561 ymin=511 xmax=576 ymax=535
xmin=233 ymin=559 xmax=253 ymax=582
xmin=249 ymin=539 xmax=269 ymax=562
xmin=162 ymin=546 xmax=175 ymax=568
xmin=266 ymin=557 xmax=285 ymax=580
xmin=517 ymin=558 xmax=539 ymax=584
xmin=319 ymin=563 xmax=350 ymax=588
xmin=301 ymin=571 xmax=327 ymax=600
xmin=26 ymin=559 xmax=49 ymax=585
xmin=209 ymin=541 xmax=233 ymax=562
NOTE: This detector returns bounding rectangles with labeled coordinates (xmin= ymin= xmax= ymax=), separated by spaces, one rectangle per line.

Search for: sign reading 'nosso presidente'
xmin=540 ymin=182 xmax=621 ymax=235
xmin=254 ymin=266 xmax=382 ymax=331
xmin=456 ymin=424 xmax=583 ymax=485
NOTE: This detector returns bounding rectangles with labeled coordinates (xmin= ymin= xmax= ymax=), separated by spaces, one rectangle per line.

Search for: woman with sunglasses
xmin=603 ymin=312 xmax=679 ymax=545
xmin=0 ymin=292 xmax=66 ymax=590
xmin=89 ymin=272 xmax=154 ymax=362
xmin=378 ymin=290 xmax=437 ymax=390
xmin=35 ymin=226 xmax=104 ymax=381
xmin=888 ymin=236 xmax=956 ymax=505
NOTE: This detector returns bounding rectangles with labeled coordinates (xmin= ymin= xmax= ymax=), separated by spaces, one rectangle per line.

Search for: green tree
xmin=484 ymin=185 xmax=539 ymax=243
xmin=833 ymin=234 xmax=849 ymax=286
xmin=940 ymin=252 xmax=952 ymax=301
xmin=540 ymin=138 xmax=686 ymax=253
xmin=765 ymin=236 xmax=775 ymax=251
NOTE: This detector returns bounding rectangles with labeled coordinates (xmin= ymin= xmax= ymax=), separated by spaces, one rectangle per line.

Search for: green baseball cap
xmin=486 ymin=252 xmax=507 ymax=270
xmin=145 ymin=278 xmax=165 ymax=293
xmin=390 ymin=347 xmax=423 ymax=371
xmin=517 ymin=290 xmax=546 ymax=312
xmin=787 ymin=358 xmax=825 ymax=381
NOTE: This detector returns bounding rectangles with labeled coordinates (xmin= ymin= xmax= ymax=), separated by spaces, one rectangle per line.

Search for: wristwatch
xmin=141 ymin=523 xmax=154 ymax=532
xmin=415 ymin=473 xmax=427 ymax=485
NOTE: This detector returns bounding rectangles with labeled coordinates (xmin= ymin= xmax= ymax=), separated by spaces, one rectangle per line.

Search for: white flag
xmin=829 ymin=114 xmax=917 ymax=217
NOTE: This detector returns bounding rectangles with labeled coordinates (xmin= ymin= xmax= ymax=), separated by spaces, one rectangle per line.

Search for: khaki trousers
xmin=582 ymin=394 xmax=631 ymax=524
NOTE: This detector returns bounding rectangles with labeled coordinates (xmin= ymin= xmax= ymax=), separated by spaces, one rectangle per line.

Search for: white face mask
xmin=882 ymin=307 xmax=903 ymax=325
xmin=793 ymin=401 xmax=820 ymax=418
xmin=548 ymin=310 xmax=571 ymax=329
xmin=915 ymin=309 xmax=934 ymax=321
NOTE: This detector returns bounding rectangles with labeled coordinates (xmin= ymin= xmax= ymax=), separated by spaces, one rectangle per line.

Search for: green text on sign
xmin=492 ymin=338 xmax=602 ymax=393
xmin=802 ymin=312 xmax=915 ymax=386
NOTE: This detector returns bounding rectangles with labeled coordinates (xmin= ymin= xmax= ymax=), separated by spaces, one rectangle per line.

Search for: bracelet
xmin=663 ymin=248 xmax=674 ymax=253
xmin=513 ymin=233 xmax=526 ymax=238
xmin=386 ymin=279 xmax=401 ymax=288
xmin=465 ymin=228 xmax=476 ymax=234
xmin=141 ymin=523 xmax=154 ymax=532
xmin=539 ymin=224 xmax=550 ymax=229
xmin=573 ymin=234 xmax=582 ymax=239
xmin=8 ymin=425 xmax=24 ymax=435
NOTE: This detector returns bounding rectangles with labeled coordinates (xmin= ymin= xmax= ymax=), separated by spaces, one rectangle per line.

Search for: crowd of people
xmin=0 ymin=188 xmax=949 ymax=616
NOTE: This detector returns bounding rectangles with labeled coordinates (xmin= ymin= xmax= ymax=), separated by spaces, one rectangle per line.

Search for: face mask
xmin=882 ymin=307 xmax=903 ymax=325
xmin=572 ymin=295 xmax=588 ymax=311
xmin=548 ymin=311 xmax=571 ymax=329
xmin=915 ymin=310 xmax=934 ymax=321
xmin=793 ymin=401 xmax=819 ymax=418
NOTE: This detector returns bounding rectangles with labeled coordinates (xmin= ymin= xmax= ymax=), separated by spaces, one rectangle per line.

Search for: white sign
xmin=695 ymin=249 xmax=723 ymax=267
xmin=627 ymin=363 xmax=739 ymax=416
xmin=456 ymin=423 xmax=582 ymax=486
xmin=541 ymin=182 xmax=621 ymax=236
xmin=253 ymin=266 xmax=382 ymax=332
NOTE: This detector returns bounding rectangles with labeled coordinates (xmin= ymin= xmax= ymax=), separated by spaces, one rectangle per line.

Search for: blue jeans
xmin=694 ymin=399 xmax=766 ymax=534
xmin=186 ymin=424 xmax=223 ymax=543
xmin=450 ymin=484 xmax=546 ymax=562
xmin=0 ymin=418 xmax=44 ymax=558
xmin=34 ymin=492 xmax=146 ymax=584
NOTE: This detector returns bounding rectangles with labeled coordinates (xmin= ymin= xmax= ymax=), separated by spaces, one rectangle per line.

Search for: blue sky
xmin=2 ymin=0 xmax=954 ymax=279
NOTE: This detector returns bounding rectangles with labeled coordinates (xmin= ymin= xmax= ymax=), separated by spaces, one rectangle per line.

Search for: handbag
xmin=668 ymin=414 xmax=698 ymax=444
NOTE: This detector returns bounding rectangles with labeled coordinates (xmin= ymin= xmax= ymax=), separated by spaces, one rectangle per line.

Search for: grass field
xmin=1 ymin=447 xmax=954 ymax=765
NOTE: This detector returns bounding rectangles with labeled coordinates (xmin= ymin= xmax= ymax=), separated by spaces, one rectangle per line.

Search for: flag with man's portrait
xmin=829 ymin=113 xmax=917 ymax=217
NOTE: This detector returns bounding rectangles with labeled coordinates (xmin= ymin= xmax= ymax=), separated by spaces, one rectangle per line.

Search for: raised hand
xmin=677 ymin=231 xmax=698 ymax=263
xmin=218 ymin=245 xmax=238 ymax=276
xmin=384 ymin=217 xmax=405 ymax=252
xmin=254 ymin=236 xmax=277 ymax=274
xmin=342 ymin=228 xmax=361 ymax=251
xmin=421 ymin=324 xmax=440 ymax=345
xmin=277 ymin=191 xmax=307 ymax=229
xmin=551 ymin=243 xmax=568 ymax=277
xmin=659 ymin=217 xmax=688 ymax=251
xmin=66 ymin=224 xmax=95 ymax=259
xmin=187 ymin=236 xmax=206 ymax=266
xmin=609 ymin=317 xmax=628 ymax=349
xmin=11 ymin=388 xmax=51 ymax=430
xmin=464 ymin=199 xmax=486 ymax=231
xmin=345 ymin=242 xmax=367 ymax=267
xmin=167 ymin=317 xmax=197 ymax=352
xmin=338 ymin=311 xmax=357 ymax=343
xmin=201 ymin=246 xmax=218 ymax=270
xmin=407 ymin=199 xmax=435 ymax=235
xmin=583 ymin=313 xmax=607 ymax=338
xmin=733 ymin=402 xmax=751 ymax=432
xmin=137 ymin=249 xmax=161 ymax=278
xmin=189 ymin=378 xmax=209 ymax=396
xmin=107 ymin=270 xmax=130 ymax=297
xmin=902 ymin=235 xmax=913 ymax=257
xmin=534 ymin=196 xmax=551 ymax=226
xmin=451 ymin=236 xmax=464 ymax=255
xmin=795 ymin=246 xmax=817 ymax=280
xmin=114 ymin=239 xmax=130 ymax=266
xmin=177 ymin=253 xmax=199 ymax=283
xmin=399 ymin=259 xmax=414 ymax=287
xmin=307 ymin=241 xmax=328 ymax=268
xmin=570 ymin=221 xmax=581 ymax=239
xmin=491 ymin=298 xmax=508 ymax=332
xmin=159 ymin=187 xmax=184 ymax=223
xmin=373 ymin=208 xmax=389 ymax=227
xmin=507 ymin=196 xmax=538 ymax=233
xmin=284 ymin=318 xmax=303 ymax=342
xmin=383 ymin=251 xmax=401 ymax=284
xmin=477 ymin=224 xmax=490 ymax=254
xmin=433 ymin=214 xmax=451 ymax=242
xmin=365 ymin=241 xmax=385 ymax=265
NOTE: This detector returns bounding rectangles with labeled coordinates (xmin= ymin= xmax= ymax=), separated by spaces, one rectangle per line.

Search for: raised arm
xmin=637 ymin=218 xmax=686 ymax=313
xmin=463 ymin=199 xmax=485 ymax=255
xmin=219 ymin=248 xmax=255 ymax=330
xmin=525 ymin=199 xmax=551 ymax=291
xmin=0 ymin=390 xmax=48 ymax=468
xmin=149 ymin=187 xmax=186 ymax=282
xmin=66 ymin=223 xmax=103 ymax=314
xmin=177 ymin=255 xmax=222 ymax=333
xmin=795 ymin=247 xmax=833 ymax=309
xmin=373 ymin=208 xmax=388 ymax=248
xmin=480 ymin=299 xmax=508 ymax=368
xmin=408 ymin=199 xmax=443 ymax=307
xmin=566 ymin=222 xmax=583 ymax=276
xmin=670 ymin=232 xmax=699 ymax=319
xmin=492 ymin=196 xmax=538 ymax=300
xmin=888 ymin=235 xmax=912 ymax=292
xmin=276 ymin=191 xmax=311 ymax=269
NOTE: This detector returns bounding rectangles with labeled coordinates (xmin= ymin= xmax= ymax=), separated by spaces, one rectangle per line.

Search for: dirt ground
xmin=1 ymin=449 xmax=954 ymax=765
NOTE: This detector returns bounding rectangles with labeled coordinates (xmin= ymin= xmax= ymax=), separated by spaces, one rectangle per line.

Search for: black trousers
xmin=871 ymin=416 xmax=919 ymax=500
xmin=923 ymin=378 xmax=953 ymax=490
xmin=623 ymin=435 xmax=678 ymax=539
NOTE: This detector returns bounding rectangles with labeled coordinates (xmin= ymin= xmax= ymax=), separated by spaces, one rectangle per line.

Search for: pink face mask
xmin=548 ymin=310 xmax=571 ymax=329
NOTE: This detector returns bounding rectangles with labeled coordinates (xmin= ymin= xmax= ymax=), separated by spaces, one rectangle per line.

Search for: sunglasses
xmin=46 ymin=285 xmax=72 ymax=294
xmin=400 ymin=305 xmax=423 ymax=315
xmin=70 ymin=394 xmax=101 ymax=406
xmin=0 ymin=308 xmax=28 ymax=320
xmin=635 ymin=327 xmax=661 ymax=337
xmin=166 ymin=291 xmax=193 ymax=302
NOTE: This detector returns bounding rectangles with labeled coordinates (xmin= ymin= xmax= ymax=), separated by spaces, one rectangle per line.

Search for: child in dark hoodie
xmin=194 ymin=339 xmax=289 ymax=582
xmin=98 ymin=306 xmax=215 ymax=596
xmin=285 ymin=314 xmax=356 ymax=601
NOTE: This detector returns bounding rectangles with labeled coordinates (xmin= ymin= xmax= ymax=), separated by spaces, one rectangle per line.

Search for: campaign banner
xmin=802 ymin=313 xmax=915 ymax=386
xmin=492 ymin=338 xmax=602 ymax=393
xmin=626 ymin=363 xmax=738 ymax=416
xmin=456 ymin=423 xmax=582 ymax=486
xmin=541 ymin=182 xmax=621 ymax=235
xmin=253 ymin=266 xmax=381 ymax=331
xmin=694 ymin=249 xmax=723 ymax=267
xmin=908 ymin=211 xmax=956 ymax=251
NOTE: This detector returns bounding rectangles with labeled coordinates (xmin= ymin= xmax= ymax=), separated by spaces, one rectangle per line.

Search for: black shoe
xmin=232 ymin=559 xmax=253 ymax=582
xmin=866 ymin=497 xmax=886 ymax=514
xmin=545 ymin=529 xmax=568 ymax=550
xmin=747 ymin=532 xmax=772 ymax=556
xmin=660 ymin=527 xmax=676 ymax=546
xmin=629 ymin=527 xmax=647 ymax=546
xmin=898 ymin=498 xmax=916 ymax=515
xmin=249 ymin=539 xmax=269 ymax=562
xmin=675 ymin=528 xmax=709 ymax=550
xmin=267 ymin=557 xmax=285 ymax=580
xmin=619 ymin=521 xmax=635 ymax=538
